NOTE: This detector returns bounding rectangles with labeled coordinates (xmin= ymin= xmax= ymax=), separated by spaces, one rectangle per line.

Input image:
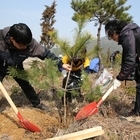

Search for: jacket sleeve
xmin=29 ymin=39 xmax=63 ymax=68
xmin=84 ymin=57 xmax=90 ymax=68
xmin=83 ymin=57 xmax=90 ymax=73
xmin=117 ymin=33 xmax=136 ymax=81
xmin=62 ymin=55 xmax=69 ymax=64
xmin=43 ymin=48 xmax=65 ymax=68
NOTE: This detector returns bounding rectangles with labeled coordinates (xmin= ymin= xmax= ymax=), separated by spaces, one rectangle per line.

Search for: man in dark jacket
xmin=105 ymin=19 xmax=140 ymax=117
xmin=0 ymin=23 xmax=71 ymax=110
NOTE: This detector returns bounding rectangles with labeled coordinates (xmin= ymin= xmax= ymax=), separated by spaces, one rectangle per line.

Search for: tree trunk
xmin=96 ymin=23 xmax=103 ymax=78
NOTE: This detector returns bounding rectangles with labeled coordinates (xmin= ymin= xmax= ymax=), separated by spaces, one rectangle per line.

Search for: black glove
xmin=116 ymin=71 xmax=135 ymax=81
xmin=116 ymin=74 xmax=124 ymax=81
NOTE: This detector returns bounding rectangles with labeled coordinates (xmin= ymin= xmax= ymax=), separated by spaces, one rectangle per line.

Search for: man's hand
xmin=62 ymin=64 xmax=72 ymax=71
xmin=116 ymin=71 xmax=135 ymax=81
xmin=116 ymin=74 xmax=124 ymax=81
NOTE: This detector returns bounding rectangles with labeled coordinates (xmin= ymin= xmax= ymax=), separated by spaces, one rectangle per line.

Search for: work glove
xmin=113 ymin=79 xmax=121 ymax=90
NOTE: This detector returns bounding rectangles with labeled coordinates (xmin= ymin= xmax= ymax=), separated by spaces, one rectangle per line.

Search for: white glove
xmin=113 ymin=79 xmax=121 ymax=90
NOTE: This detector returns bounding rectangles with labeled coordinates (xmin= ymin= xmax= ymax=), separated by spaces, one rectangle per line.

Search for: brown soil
xmin=0 ymin=72 xmax=140 ymax=140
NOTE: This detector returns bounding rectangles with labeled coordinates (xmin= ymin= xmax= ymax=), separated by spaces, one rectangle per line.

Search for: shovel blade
xmin=75 ymin=101 xmax=98 ymax=121
xmin=17 ymin=112 xmax=41 ymax=132
xmin=19 ymin=120 xmax=41 ymax=132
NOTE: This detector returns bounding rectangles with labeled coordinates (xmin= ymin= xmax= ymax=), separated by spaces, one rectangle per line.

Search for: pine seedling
xmin=7 ymin=59 xmax=60 ymax=91
xmin=85 ymin=85 xmax=102 ymax=103
xmin=49 ymin=15 xmax=94 ymax=124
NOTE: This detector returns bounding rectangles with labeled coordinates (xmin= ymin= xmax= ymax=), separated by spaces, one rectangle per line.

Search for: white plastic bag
xmin=94 ymin=68 xmax=113 ymax=93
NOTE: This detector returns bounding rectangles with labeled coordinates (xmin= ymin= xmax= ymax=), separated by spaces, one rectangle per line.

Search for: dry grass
xmin=0 ymin=68 xmax=140 ymax=140
xmin=48 ymin=77 xmax=140 ymax=140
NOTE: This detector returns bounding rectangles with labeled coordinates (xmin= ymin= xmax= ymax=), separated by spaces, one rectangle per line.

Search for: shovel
xmin=75 ymin=79 xmax=121 ymax=121
xmin=0 ymin=82 xmax=41 ymax=132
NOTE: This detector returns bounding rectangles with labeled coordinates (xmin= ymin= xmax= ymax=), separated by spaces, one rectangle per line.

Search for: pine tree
xmin=71 ymin=0 xmax=132 ymax=71
xmin=49 ymin=14 xmax=95 ymax=124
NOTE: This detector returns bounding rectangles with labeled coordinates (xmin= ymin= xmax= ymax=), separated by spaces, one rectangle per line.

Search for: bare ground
xmin=0 ymin=70 xmax=140 ymax=140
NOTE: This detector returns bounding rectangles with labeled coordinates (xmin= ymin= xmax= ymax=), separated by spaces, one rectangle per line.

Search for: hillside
xmin=87 ymin=36 xmax=122 ymax=53
xmin=51 ymin=37 xmax=122 ymax=56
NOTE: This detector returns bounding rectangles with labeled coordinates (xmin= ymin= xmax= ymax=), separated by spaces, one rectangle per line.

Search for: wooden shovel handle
xmin=97 ymin=79 xmax=121 ymax=107
xmin=0 ymin=82 xmax=18 ymax=114
xmin=0 ymin=82 xmax=41 ymax=132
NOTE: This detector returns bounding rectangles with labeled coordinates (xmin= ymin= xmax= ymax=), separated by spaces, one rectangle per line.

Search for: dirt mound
xmin=0 ymin=106 xmax=62 ymax=140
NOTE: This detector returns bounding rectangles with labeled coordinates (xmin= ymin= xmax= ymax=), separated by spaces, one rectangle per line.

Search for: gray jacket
xmin=0 ymin=27 xmax=61 ymax=73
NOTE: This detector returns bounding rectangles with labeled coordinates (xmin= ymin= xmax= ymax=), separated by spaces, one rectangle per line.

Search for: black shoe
xmin=34 ymin=103 xmax=50 ymax=111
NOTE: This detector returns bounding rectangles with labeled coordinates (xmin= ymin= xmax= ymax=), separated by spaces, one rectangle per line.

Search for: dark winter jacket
xmin=0 ymin=27 xmax=61 ymax=73
xmin=117 ymin=23 xmax=140 ymax=80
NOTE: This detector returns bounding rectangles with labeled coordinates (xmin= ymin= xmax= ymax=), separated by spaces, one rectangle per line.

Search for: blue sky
xmin=0 ymin=0 xmax=139 ymax=42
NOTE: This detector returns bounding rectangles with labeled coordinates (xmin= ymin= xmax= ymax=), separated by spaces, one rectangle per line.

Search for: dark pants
xmin=133 ymin=63 xmax=140 ymax=112
xmin=0 ymin=71 xmax=40 ymax=107
xmin=135 ymin=77 xmax=140 ymax=112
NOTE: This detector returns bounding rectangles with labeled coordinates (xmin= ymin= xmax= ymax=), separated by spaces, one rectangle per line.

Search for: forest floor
xmin=0 ymin=63 xmax=140 ymax=140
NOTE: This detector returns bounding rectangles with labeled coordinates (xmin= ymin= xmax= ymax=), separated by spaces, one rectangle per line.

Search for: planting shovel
xmin=75 ymin=79 xmax=121 ymax=121
xmin=0 ymin=82 xmax=41 ymax=132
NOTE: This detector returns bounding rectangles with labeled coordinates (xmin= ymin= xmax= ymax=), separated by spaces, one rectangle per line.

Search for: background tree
xmin=40 ymin=1 xmax=57 ymax=49
xmin=71 ymin=0 xmax=133 ymax=71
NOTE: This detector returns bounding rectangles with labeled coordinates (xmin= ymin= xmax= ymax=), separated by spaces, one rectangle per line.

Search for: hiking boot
xmin=34 ymin=103 xmax=50 ymax=111
xmin=119 ymin=109 xmax=140 ymax=122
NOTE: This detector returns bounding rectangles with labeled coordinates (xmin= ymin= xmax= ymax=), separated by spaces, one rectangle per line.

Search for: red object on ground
xmin=0 ymin=82 xmax=41 ymax=132
xmin=75 ymin=85 xmax=115 ymax=121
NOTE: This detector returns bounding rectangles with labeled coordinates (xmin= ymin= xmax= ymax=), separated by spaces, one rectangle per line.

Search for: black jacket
xmin=118 ymin=23 xmax=140 ymax=80
xmin=0 ymin=27 xmax=61 ymax=73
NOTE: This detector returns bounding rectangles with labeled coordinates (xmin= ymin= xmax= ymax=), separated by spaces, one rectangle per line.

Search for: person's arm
xmin=117 ymin=33 xmax=136 ymax=81
xmin=59 ymin=55 xmax=71 ymax=71
xmin=29 ymin=39 xmax=71 ymax=71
